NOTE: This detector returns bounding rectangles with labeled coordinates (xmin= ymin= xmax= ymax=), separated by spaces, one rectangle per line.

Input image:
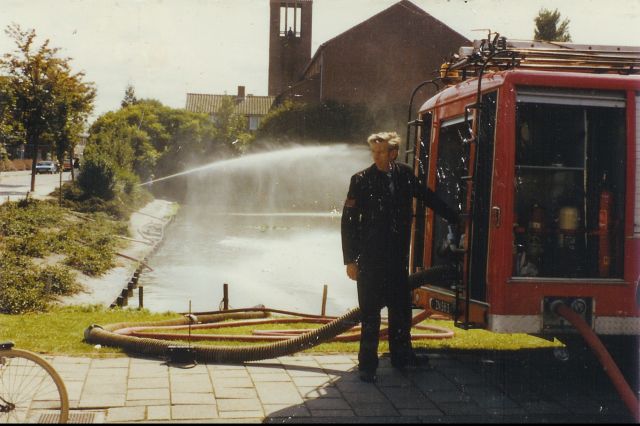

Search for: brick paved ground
xmin=40 ymin=350 xmax=636 ymax=423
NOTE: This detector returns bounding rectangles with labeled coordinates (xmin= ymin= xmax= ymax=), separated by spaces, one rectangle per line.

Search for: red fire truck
xmin=406 ymin=36 xmax=640 ymax=343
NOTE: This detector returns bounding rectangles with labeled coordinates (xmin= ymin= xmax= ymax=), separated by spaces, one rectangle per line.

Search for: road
xmin=0 ymin=170 xmax=72 ymax=205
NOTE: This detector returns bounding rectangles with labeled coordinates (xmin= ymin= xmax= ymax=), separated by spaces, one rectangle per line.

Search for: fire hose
xmin=84 ymin=265 xmax=456 ymax=363
xmin=552 ymin=302 xmax=639 ymax=422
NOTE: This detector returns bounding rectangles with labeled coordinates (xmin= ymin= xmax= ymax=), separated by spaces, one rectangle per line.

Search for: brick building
xmin=269 ymin=0 xmax=469 ymax=131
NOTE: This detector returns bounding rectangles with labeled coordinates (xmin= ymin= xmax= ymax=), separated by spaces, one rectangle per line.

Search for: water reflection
xmin=141 ymin=212 xmax=359 ymax=314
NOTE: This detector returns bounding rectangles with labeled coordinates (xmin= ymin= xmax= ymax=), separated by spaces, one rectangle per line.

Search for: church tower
xmin=268 ymin=0 xmax=313 ymax=96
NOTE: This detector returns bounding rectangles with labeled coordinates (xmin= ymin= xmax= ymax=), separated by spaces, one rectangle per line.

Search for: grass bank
xmin=0 ymin=183 xmax=152 ymax=314
xmin=0 ymin=305 xmax=561 ymax=357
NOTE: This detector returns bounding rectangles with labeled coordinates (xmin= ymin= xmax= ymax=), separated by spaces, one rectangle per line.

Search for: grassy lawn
xmin=0 ymin=305 xmax=562 ymax=357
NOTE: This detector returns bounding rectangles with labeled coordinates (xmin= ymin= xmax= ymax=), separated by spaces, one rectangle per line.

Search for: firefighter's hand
xmin=346 ymin=263 xmax=359 ymax=281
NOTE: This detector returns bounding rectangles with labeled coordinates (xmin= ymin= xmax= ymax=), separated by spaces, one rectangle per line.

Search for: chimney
xmin=237 ymin=85 xmax=246 ymax=99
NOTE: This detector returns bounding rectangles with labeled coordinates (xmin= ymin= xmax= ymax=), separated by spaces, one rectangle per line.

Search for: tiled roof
xmin=185 ymin=93 xmax=276 ymax=116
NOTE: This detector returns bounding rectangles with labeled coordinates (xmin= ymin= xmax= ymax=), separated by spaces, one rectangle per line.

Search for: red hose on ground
xmin=553 ymin=302 xmax=639 ymax=422
xmin=115 ymin=308 xmax=454 ymax=342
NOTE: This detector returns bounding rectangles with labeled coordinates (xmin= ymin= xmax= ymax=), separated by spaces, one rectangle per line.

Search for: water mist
xmin=140 ymin=144 xmax=372 ymax=314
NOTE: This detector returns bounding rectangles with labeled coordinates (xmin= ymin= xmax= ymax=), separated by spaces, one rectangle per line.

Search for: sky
xmin=1 ymin=0 xmax=638 ymax=121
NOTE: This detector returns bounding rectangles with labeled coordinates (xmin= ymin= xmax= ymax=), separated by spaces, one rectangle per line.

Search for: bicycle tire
xmin=0 ymin=349 xmax=69 ymax=423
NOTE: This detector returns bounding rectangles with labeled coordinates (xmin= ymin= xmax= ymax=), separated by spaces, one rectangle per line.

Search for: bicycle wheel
xmin=0 ymin=349 xmax=69 ymax=423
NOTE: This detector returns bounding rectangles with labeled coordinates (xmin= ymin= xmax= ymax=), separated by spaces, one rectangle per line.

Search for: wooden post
xmin=223 ymin=283 xmax=229 ymax=310
xmin=117 ymin=295 xmax=127 ymax=307
xmin=321 ymin=284 xmax=328 ymax=316
xmin=138 ymin=286 xmax=144 ymax=309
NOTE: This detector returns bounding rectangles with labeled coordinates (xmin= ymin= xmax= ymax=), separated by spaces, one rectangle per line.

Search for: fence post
xmin=223 ymin=283 xmax=229 ymax=311
xmin=138 ymin=286 xmax=144 ymax=309
xmin=321 ymin=284 xmax=328 ymax=316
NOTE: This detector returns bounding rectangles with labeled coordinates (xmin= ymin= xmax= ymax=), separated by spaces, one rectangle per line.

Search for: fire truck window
xmin=431 ymin=119 xmax=468 ymax=269
xmin=513 ymin=101 xmax=626 ymax=279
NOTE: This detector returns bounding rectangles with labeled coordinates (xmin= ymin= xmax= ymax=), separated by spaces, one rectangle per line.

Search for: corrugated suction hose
xmin=85 ymin=308 xmax=360 ymax=363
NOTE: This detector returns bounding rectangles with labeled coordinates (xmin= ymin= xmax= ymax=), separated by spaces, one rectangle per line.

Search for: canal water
xmin=140 ymin=144 xmax=371 ymax=315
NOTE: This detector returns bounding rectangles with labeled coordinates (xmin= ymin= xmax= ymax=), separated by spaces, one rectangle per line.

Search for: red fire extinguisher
xmin=598 ymin=172 xmax=613 ymax=278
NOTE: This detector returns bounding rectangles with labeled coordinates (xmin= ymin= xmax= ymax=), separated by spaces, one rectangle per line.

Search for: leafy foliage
xmin=0 ymin=254 xmax=78 ymax=314
xmin=255 ymin=100 xmax=374 ymax=146
xmin=121 ymin=84 xmax=138 ymax=108
xmin=0 ymin=24 xmax=95 ymax=189
xmin=88 ymin=98 xmax=244 ymax=181
xmin=534 ymin=8 xmax=572 ymax=42
xmin=38 ymin=264 xmax=79 ymax=296
xmin=77 ymin=153 xmax=117 ymax=200
xmin=0 ymin=199 xmax=131 ymax=313
xmin=0 ymin=198 xmax=64 ymax=238
xmin=64 ymin=244 xmax=115 ymax=276
xmin=86 ymin=97 xmax=251 ymax=200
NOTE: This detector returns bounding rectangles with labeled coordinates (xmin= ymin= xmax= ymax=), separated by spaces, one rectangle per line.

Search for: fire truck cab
xmin=408 ymin=37 xmax=640 ymax=338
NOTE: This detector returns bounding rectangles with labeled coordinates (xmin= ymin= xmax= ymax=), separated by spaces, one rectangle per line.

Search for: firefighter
xmin=341 ymin=131 xmax=459 ymax=383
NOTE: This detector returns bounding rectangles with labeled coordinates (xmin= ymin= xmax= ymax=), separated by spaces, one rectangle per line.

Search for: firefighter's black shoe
xmin=359 ymin=370 xmax=377 ymax=383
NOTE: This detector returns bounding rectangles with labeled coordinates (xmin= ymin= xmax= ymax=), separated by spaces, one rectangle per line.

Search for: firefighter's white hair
xmin=367 ymin=132 xmax=401 ymax=150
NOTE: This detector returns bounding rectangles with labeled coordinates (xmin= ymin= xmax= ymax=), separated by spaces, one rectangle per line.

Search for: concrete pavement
xmin=42 ymin=350 xmax=635 ymax=423
xmin=0 ymin=170 xmax=72 ymax=204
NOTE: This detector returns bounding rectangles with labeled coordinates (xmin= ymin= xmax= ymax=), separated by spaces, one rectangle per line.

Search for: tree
xmin=255 ymin=100 xmax=374 ymax=147
xmin=0 ymin=24 xmax=95 ymax=191
xmin=48 ymin=66 xmax=95 ymax=182
xmin=121 ymin=84 xmax=138 ymax=108
xmin=534 ymin=8 xmax=572 ymax=42
xmin=212 ymin=96 xmax=252 ymax=154
xmin=0 ymin=76 xmax=21 ymax=165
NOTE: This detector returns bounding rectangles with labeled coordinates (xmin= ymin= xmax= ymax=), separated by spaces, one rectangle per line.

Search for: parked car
xmin=35 ymin=161 xmax=58 ymax=174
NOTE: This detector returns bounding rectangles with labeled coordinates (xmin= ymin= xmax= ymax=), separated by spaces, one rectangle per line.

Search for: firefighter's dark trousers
xmin=356 ymin=266 xmax=413 ymax=373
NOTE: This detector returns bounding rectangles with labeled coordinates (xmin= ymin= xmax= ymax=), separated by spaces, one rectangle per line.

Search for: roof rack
xmin=440 ymin=34 xmax=640 ymax=82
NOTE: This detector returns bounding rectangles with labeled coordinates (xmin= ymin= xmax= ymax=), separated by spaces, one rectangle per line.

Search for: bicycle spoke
xmin=0 ymin=352 xmax=66 ymax=423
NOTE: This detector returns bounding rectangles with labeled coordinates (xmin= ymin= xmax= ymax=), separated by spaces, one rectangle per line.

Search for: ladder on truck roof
xmin=440 ymin=35 xmax=640 ymax=82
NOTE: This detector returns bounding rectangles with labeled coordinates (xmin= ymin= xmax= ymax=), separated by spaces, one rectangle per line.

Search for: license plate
xmin=429 ymin=298 xmax=453 ymax=315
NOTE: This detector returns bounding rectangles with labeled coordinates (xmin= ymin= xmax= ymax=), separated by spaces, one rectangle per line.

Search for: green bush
xmin=57 ymin=179 xmax=152 ymax=221
xmin=0 ymin=255 xmax=46 ymax=314
xmin=0 ymin=199 xmax=64 ymax=238
xmin=78 ymin=154 xmax=117 ymax=200
xmin=117 ymin=168 xmax=140 ymax=196
xmin=38 ymin=265 xmax=79 ymax=296
xmin=0 ymin=199 xmax=130 ymax=313
xmin=64 ymin=244 xmax=115 ymax=276
xmin=0 ymin=255 xmax=81 ymax=314
xmin=4 ymin=230 xmax=52 ymax=257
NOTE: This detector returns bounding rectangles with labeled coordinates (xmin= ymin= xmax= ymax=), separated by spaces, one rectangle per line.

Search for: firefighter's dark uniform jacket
xmin=341 ymin=162 xmax=458 ymax=271
xmin=341 ymin=161 xmax=458 ymax=372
